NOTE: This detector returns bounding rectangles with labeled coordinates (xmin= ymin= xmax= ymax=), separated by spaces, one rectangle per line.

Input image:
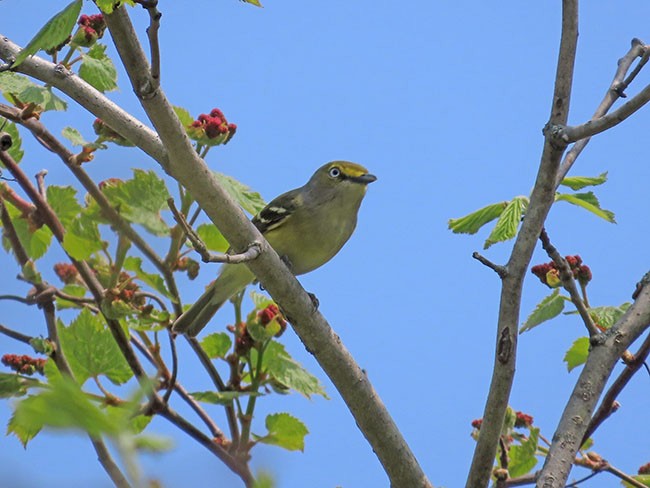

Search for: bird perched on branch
xmin=172 ymin=160 xmax=377 ymax=336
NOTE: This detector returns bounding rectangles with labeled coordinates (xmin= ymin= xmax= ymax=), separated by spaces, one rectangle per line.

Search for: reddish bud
xmin=514 ymin=411 xmax=534 ymax=428
xmin=53 ymin=262 xmax=79 ymax=284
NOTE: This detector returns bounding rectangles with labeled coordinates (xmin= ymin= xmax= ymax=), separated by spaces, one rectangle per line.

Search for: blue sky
xmin=1 ymin=1 xmax=650 ymax=487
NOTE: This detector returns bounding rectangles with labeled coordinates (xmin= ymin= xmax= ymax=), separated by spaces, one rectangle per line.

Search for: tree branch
xmin=465 ymin=2 xmax=579 ymax=486
xmin=556 ymin=38 xmax=649 ymax=183
xmin=537 ymin=284 xmax=650 ymax=487
xmin=100 ymin=6 xmax=431 ymax=487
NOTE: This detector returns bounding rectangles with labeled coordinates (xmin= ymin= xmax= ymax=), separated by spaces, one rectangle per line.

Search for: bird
xmin=172 ymin=160 xmax=377 ymax=337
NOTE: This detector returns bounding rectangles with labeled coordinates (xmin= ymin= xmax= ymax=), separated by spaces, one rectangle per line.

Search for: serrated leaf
xmin=57 ymin=309 xmax=133 ymax=385
xmin=250 ymin=290 xmax=274 ymax=309
xmin=560 ymin=172 xmax=608 ymax=191
xmin=587 ymin=304 xmax=630 ymax=331
xmin=47 ymin=185 xmax=82 ymax=230
xmin=20 ymin=86 xmax=67 ymax=112
xmin=100 ymin=169 xmax=170 ymax=235
xmin=508 ymin=427 xmax=539 ymax=477
xmin=200 ymin=332 xmax=232 ymax=359
xmin=173 ymin=105 xmax=194 ymax=128
xmin=62 ymin=214 xmax=103 ymax=260
xmin=1 ymin=202 xmax=53 ymax=260
xmin=123 ymin=256 xmax=172 ymax=299
xmin=195 ymin=224 xmax=229 ymax=253
xmin=0 ymin=373 xmax=40 ymax=399
xmin=62 ymin=127 xmax=89 ymax=146
xmin=12 ymin=0 xmax=83 ymax=68
xmin=79 ymin=44 xmax=118 ymax=93
xmin=3 ymin=121 xmax=24 ymax=163
xmin=564 ymin=337 xmax=590 ymax=372
xmin=555 ymin=192 xmax=615 ymax=223
xmin=214 ymin=172 xmax=266 ymax=215
xmin=9 ymin=374 xmax=119 ymax=445
xmin=255 ymin=413 xmax=308 ymax=452
xmin=264 ymin=342 xmax=327 ymax=399
xmin=520 ymin=290 xmax=567 ymax=333
xmin=484 ymin=196 xmax=528 ymax=249
xmin=190 ymin=390 xmax=260 ymax=405
xmin=448 ymin=201 xmax=508 ymax=235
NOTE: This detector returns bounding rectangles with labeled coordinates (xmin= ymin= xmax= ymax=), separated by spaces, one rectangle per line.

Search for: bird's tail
xmin=172 ymin=263 xmax=255 ymax=337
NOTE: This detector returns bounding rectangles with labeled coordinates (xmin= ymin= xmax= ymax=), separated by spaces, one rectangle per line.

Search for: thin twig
xmin=557 ymin=39 xmax=649 ymax=184
xmin=35 ymin=170 xmax=47 ymax=198
xmin=137 ymin=0 xmax=162 ymax=86
xmin=472 ymin=252 xmax=508 ymax=278
xmin=539 ymin=228 xmax=600 ymax=337
xmin=0 ymin=323 xmax=33 ymax=344
xmin=168 ymin=197 xmax=262 ymax=264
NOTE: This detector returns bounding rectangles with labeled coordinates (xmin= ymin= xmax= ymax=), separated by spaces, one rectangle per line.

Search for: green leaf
xmin=100 ymin=169 xmax=171 ymax=235
xmin=250 ymin=291 xmax=274 ymax=310
xmin=12 ymin=0 xmax=83 ymax=68
xmin=586 ymin=304 xmax=630 ymax=330
xmin=252 ymin=472 xmax=275 ymax=488
xmin=47 ymin=185 xmax=82 ymax=230
xmin=8 ymin=374 xmax=119 ymax=445
xmin=448 ymin=201 xmax=508 ymax=235
xmin=96 ymin=0 xmax=136 ymax=14
xmin=214 ymin=172 xmax=266 ymax=215
xmin=123 ymin=256 xmax=172 ymax=299
xmin=79 ymin=44 xmax=118 ymax=93
xmin=623 ymin=474 xmax=650 ymax=488
xmin=555 ymin=192 xmax=616 ymax=223
xmin=55 ymin=284 xmax=87 ymax=310
xmin=30 ymin=337 xmax=55 ymax=355
xmin=61 ymin=127 xmax=88 ymax=146
xmin=255 ymin=413 xmax=308 ymax=452
xmin=564 ymin=337 xmax=590 ymax=372
xmin=133 ymin=434 xmax=174 ymax=453
xmin=173 ymin=105 xmax=194 ymax=128
xmin=0 ymin=373 xmax=40 ymax=399
xmin=264 ymin=342 xmax=327 ymax=399
xmin=195 ymin=223 xmax=230 ymax=253
xmin=57 ymin=309 xmax=133 ymax=385
xmin=62 ymin=214 xmax=103 ymax=260
xmin=508 ymin=427 xmax=539 ymax=477
xmin=1 ymin=120 xmax=24 ymax=164
xmin=1 ymin=202 xmax=53 ymax=260
xmin=484 ymin=196 xmax=528 ymax=249
xmin=560 ymin=172 xmax=608 ymax=191
xmin=0 ymin=72 xmax=66 ymax=112
xmin=242 ymin=0 xmax=263 ymax=7
xmin=520 ymin=290 xmax=568 ymax=333
xmin=200 ymin=332 xmax=232 ymax=359
xmin=190 ymin=390 xmax=260 ymax=405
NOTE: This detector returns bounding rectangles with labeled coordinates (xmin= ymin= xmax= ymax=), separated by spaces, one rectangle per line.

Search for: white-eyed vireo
xmin=172 ymin=161 xmax=377 ymax=336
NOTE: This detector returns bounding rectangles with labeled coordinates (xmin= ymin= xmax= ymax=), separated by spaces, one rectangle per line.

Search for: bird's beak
xmin=351 ymin=173 xmax=377 ymax=185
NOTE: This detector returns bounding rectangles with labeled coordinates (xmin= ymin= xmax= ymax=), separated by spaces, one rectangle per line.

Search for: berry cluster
xmin=54 ymin=262 xmax=79 ymax=285
xmin=257 ymin=303 xmax=287 ymax=337
xmin=2 ymin=354 xmax=47 ymax=376
xmin=531 ymin=255 xmax=592 ymax=288
xmin=72 ymin=14 xmax=106 ymax=48
xmin=187 ymin=108 xmax=237 ymax=146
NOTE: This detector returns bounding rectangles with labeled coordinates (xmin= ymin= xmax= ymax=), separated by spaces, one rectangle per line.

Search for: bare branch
xmin=472 ymin=252 xmax=508 ymax=278
xmin=466 ymin=2 xmax=579 ymax=486
xmin=557 ymin=39 xmax=649 ymax=183
xmin=168 ymin=198 xmax=262 ymax=264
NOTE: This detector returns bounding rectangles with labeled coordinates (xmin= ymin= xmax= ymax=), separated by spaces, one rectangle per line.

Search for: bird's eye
xmin=328 ymin=167 xmax=341 ymax=178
